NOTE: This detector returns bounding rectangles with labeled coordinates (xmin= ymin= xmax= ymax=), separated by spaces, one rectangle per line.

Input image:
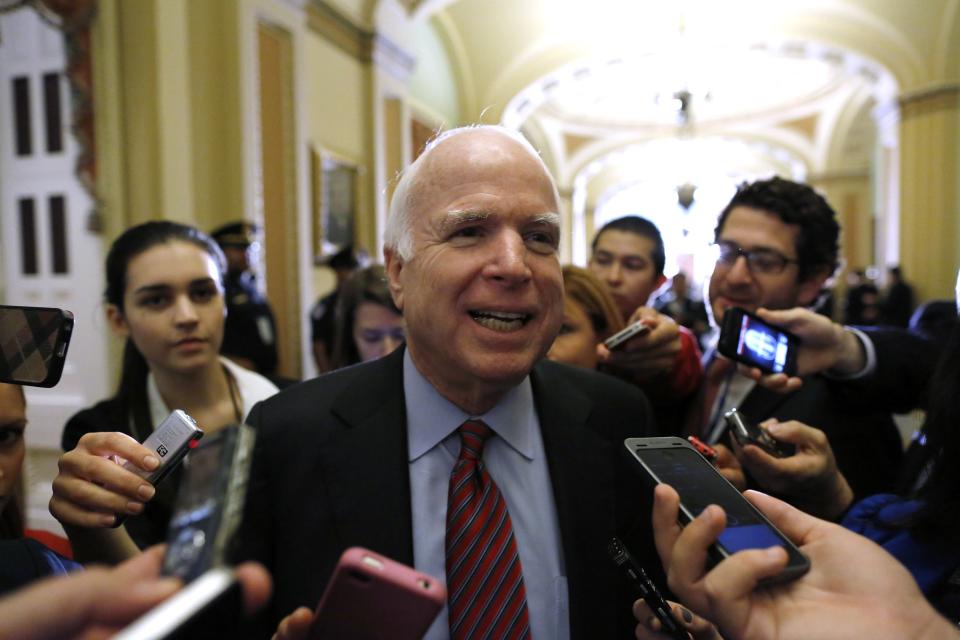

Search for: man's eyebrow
xmin=531 ymin=212 xmax=560 ymax=228
xmin=132 ymin=283 xmax=171 ymax=296
xmin=439 ymin=209 xmax=490 ymax=233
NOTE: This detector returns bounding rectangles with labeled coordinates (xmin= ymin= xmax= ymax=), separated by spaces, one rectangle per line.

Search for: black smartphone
xmin=717 ymin=306 xmax=798 ymax=375
xmin=607 ymin=537 xmax=687 ymax=640
xmin=725 ymin=408 xmax=795 ymax=458
xmin=161 ymin=424 xmax=256 ymax=582
xmin=114 ymin=567 xmax=244 ymax=640
xmin=0 ymin=304 xmax=73 ymax=387
xmin=624 ymin=436 xmax=810 ymax=584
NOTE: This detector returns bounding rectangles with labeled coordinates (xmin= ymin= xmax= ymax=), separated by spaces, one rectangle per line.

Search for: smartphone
xmin=604 ymin=320 xmax=652 ymax=350
xmin=0 ymin=304 xmax=73 ymax=387
xmin=717 ymin=306 xmax=798 ymax=375
xmin=725 ymin=408 xmax=795 ymax=458
xmin=608 ymin=537 xmax=687 ymax=640
xmin=114 ymin=568 xmax=244 ymax=640
xmin=161 ymin=424 xmax=256 ymax=582
xmin=309 ymin=547 xmax=446 ymax=640
xmin=115 ymin=410 xmax=203 ymax=527
xmin=624 ymin=436 xmax=810 ymax=584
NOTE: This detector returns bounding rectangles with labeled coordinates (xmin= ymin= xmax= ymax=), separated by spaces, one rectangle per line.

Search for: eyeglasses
xmin=712 ymin=241 xmax=799 ymax=275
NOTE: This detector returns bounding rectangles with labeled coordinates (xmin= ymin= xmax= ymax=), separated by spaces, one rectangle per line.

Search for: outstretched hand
xmin=648 ymin=485 xmax=956 ymax=640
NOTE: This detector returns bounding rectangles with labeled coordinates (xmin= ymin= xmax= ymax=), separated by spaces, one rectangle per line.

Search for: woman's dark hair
xmin=903 ymin=317 xmax=960 ymax=539
xmin=105 ymin=221 xmax=226 ymax=440
xmin=330 ymin=265 xmax=400 ymax=369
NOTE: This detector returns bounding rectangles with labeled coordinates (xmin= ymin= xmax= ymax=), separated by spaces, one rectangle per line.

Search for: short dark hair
xmin=591 ymin=216 xmax=666 ymax=277
xmin=715 ymin=177 xmax=840 ymax=281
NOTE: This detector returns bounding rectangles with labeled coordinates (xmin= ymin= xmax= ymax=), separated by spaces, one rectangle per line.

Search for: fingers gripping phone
xmin=725 ymin=408 xmax=795 ymax=458
xmin=624 ymin=437 xmax=810 ymax=585
xmin=718 ymin=306 xmax=798 ymax=375
xmin=603 ymin=320 xmax=652 ymax=350
xmin=115 ymin=410 xmax=203 ymax=527
xmin=161 ymin=424 xmax=256 ymax=582
xmin=309 ymin=547 xmax=446 ymax=640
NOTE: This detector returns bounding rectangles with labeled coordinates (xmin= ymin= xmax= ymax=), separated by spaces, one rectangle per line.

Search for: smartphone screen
xmin=719 ymin=307 xmax=797 ymax=375
xmin=625 ymin=437 xmax=809 ymax=582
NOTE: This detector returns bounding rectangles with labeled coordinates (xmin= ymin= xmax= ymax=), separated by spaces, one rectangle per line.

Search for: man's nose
xmin=484 ymin=232 xmax=533 ymax=283
xmin=606 ymin=262 xmax=623 ymax=284
xmin=725 ymin=254 xmax=754 ymax=284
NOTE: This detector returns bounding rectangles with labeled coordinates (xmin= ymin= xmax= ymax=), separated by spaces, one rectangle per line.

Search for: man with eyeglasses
xmin=692 ymin=177 xmax=905 ymax=505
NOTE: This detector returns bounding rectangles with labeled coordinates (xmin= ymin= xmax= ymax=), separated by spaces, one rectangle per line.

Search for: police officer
xmin=211 ymin=222 xmax=279 ymax=376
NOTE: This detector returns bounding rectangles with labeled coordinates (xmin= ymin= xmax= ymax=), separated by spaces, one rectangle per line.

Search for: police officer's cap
xmin=211 ymin=221 xmax=259 ymax=248
xmin=323 ymin=244 xmax=360 ymax=270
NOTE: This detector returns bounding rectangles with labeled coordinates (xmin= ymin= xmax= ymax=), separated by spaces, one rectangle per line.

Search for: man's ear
xmin=797 ymin=268 xmax=831 ymax=307
xmin=384 ymin=248 xmax=405 ymax=311
xmin=105 ymin=304 xmax=130 ymax=338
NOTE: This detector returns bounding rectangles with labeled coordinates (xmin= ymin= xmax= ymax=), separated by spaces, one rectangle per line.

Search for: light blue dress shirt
xmin=404 ymin=352 xmax=569 ymax=640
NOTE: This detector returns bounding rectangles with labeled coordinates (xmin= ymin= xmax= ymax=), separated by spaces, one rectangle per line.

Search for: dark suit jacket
xmin=236 ymin=347 xmax=657 ymax=638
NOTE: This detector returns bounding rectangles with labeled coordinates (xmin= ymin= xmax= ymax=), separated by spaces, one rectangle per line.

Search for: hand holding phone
xmin=724 ymin=409 xmax=795 ymax=458
xmin=624 ymin=437 xmax=809 ymax=584
xmin=114 ymin=410 xmax=204 ymax=527
xmin=603 ymin=320 xmax=652 ymax=350
xmin=718 ymin=307 xmax=799 ymax=375
xmin=309 ymin=547 xmax=445 ymax=640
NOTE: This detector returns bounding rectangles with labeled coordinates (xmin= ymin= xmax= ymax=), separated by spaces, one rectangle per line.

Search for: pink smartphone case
xmin=310 ymin=547 xmax=447 ymax=640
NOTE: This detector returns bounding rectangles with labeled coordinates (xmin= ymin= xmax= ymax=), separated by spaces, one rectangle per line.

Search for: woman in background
xmin=50 ymin=221 xmax=278 ymax=564
xmin=330 ymin=265 xmax=405 ymax=370
xmin=1 ymin=383 xmax=79 ymax=593
xmin=547 ymin=265 xmax=624 ymax=370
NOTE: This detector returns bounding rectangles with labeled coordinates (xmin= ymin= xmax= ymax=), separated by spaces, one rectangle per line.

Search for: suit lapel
xmin=320 ymin=348 xmax=415 ymax=565
xmin=532 ymin=362 xmax=617 ymax=638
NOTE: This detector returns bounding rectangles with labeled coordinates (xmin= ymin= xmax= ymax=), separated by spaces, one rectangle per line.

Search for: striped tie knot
xmin=458 ymin=420 xmax=493 ymax=462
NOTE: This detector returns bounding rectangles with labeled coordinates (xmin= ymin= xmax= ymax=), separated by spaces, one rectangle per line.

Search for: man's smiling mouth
xmin=469 ymin=310 xmax=530 ymax=332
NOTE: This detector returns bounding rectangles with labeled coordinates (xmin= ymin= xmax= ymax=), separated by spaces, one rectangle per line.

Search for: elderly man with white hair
xmin=234 ymin=125 xmax=657 ymax=639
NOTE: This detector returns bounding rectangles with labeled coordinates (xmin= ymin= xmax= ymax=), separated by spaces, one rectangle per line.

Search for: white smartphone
xmin=603 ymin=320 xmax=652 ymax=350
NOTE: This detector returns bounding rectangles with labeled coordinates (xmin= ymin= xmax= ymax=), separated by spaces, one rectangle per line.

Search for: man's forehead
xmin=719 ymin=207 xmax=800 ymax=251
xmin=594 ymin=230 xmax=655 ymax=258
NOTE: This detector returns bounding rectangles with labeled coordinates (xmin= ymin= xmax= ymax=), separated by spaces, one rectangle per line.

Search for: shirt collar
xmin=403 ymin=350 xmax=536 ymax=463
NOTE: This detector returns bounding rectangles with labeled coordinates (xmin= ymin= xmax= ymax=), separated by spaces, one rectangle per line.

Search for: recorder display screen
xmin=636 ymin=447 xmax=788 ymax=554
xmin=734 ymin=314 xmax=791 ymax=374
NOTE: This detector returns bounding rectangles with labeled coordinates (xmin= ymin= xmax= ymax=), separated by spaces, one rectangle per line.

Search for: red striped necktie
xmin=445 ymin=419 xmax=531 ymax=640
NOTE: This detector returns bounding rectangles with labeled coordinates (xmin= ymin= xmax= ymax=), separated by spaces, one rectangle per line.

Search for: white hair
xmin=383 ymin=124 xmax=560 ymax=261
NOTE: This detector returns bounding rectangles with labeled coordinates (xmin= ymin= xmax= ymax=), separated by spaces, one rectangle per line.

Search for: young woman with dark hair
xmin=50 ymin=221 xmax=277 ymax=563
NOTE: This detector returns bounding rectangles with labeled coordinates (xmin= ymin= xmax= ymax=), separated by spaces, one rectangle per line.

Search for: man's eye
xmin=557 ymin=323 xmax=573 ymax=335
xmin=451 ymin=226 xmax=482 ymax=239
xmin=526 ymin=231 xmax=558 ymax=253
xmin=191 ymin=286 xmax=218 ymax=302
xmin=0 ymin=427 xmax=24 ymax=447
xmin=141 ymin=295 xmax=167 ymax=308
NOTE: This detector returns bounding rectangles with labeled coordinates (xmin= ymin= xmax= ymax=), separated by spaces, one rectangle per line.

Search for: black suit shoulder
xmin=532 ymin=359 xmax=657 ymax=438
